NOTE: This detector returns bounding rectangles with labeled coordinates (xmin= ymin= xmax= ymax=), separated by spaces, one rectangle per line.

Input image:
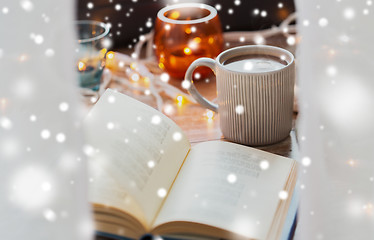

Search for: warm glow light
xmin=19 ymin=54 xmax=28 ymax=62
xmin=107 ymin=51 xmax=115 ymax=59
xmin=131 ymin=73 xmax=140 ymax=82
xmin=0 ymin=98 xmax=7 ymax=112
xmin=78 ymin=61 xmax=86 ymax=71
xmin=184 ymin=47 xmax=192 ymax=55
xmin=176 ymin=95 xmax=184 ymax=106
xmin=208 ymin=37 xmax=214 ymax=44
xmin=328 ymin=49 xmax=336 ymax=57
xmin=193 ymin=37 xmax=202 ymax=43
xmin=206 ymin=110 xmax=214 ymax=120
xmin=170 ymin=11 xmax=180 ymax=19
xmin=185 ymin=28 xmax=192 ymax=34
xmin=363 ymin=203 xmax=374 ymax=215
xmin=130 ymin=62 xmax=137 ymax=70
xmin=206 ymin=110 xmax=214 ymax=123
xmin=348 ymin=159 xmax=356 ymax=167
xmin=158 ymin=62 xmax=165 ymax=69
xmin=99 ymin=48 xmax=107 ymax=58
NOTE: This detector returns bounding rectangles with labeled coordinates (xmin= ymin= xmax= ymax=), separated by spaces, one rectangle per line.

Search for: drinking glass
xmin=154 ymin=3 xmax=223 ymax=79
xmin=76 ymin=20 xmax=110 ymax=91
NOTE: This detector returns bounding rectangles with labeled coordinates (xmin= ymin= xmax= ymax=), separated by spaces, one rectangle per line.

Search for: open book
xmin=84 ymin=89 xmax=298 ymax=240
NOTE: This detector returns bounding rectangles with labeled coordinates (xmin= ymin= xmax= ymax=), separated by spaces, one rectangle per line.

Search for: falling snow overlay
xmin=295 ymin=0 xmax=374 ymax=239
xmin=3 ymin=0 xmax=374 ymax=239
xmin=1 ymin=0 xmax=92 ymax=239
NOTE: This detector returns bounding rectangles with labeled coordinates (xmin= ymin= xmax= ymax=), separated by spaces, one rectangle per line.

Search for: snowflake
xmin=56 ymin=133 xmax=66 ymax=143
xmin=20 ymin=0 xmax=34 ymax=12
xmin=147 ymin=160 xmax=155 ymax=168
xmin=59 ymin=102 xmax=69 ymax=112
xmin=303 ymin=20 xmax=310 ymax=26
xmin=318 ymin=18 xmax=328 ymax=27
xmin=194 ymin=72 xmax=201 ymax=79
xmin=227 ymin=173 xmax=237 ymax=184
xmin=254 ymin=35 xmax=265 ymax=44
xmin=32 ymin=34 xmax=44 ymax=45
xmin=107 ymin=95 xmax=116 ymax=103
xmin=43 ymin=209 xmax=57 ymax=222
xmin=235 ymin=105 xmax=244 ymax=114
xmin=343 ymin=7 xmax=355 ymax=20
xmin=2 ymin=7 xmax=9 ymax=14
xmin=326 ymin=66 xmax=337 ymax=77
xmin=87 ymin=2 xmax=94 ymax=9
xmin=151 ymin=115 xmax=162 ymax=125
xmin=30 ymin=114 xmax=37 ymax=122
xmin=45 ymin=48 xmax=55 ymax=57
xmin=115 ymin=4 xmax=121 ymax=11
xmin=11 ymin=167 xmax=53 ymax=209
xmin=301 ymin=156 xmax=311 ymax=167
xmin=287 ymin=36 xmax=296 ymax=45
xmin=260 ymin=160 xmax=269 ymax=170
xmin=278 ymin=190 xmax=288 ymax=200
xmin=172 ymin=132 xmax=182 ymax=141
xmin=160 ymin=73 xmax=170 ymax=82
xmin=181 ymin=80 xmax=191 ymax=89
xmin=41 ymin=129 xmax=51 ymax=139
xmin=157 ymin=188 xmax=167 ymax=198
xmin=0 ymin=117 xmax=12 ymax=130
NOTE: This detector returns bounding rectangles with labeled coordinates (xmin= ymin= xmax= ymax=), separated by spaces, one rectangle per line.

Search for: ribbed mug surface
xmin=186 ymin=45 xmax=295 ymax=146
xmin=217 ymin=61 xmax=295 ymax=145
xmin=216 ymin=46 xmax=295 ymax=146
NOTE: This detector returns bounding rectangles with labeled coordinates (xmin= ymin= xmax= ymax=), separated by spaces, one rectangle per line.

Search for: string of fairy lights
xmin=80 ymin=13 xmax=296 ymax=122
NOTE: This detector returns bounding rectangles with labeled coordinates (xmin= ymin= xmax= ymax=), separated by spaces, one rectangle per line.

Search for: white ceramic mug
xmin=185 ymin=45 xmax=295 ymax=146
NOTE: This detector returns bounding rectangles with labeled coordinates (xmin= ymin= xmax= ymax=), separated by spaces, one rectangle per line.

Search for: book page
xmin=89 ymin=160 xmax=146 ymax=226
xmin=84 ymin=89 xmax=190 ymax=227
xmin=154 ymin=141 xmax=295 ymax=239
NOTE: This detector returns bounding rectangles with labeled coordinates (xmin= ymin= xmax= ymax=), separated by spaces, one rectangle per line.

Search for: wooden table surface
xmin=109 ymin=32 xmax=299 ymax=160
xmin=96 ymin=33 xmax=299 ymax=240
xmin=160 ymin=77 xmax=298 ymax=160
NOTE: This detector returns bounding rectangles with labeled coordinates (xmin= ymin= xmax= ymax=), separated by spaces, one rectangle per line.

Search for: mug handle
xmin=185 ymin=58 xmax=218 ymax=112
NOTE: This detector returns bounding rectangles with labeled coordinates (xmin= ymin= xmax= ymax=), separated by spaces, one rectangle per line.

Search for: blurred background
xmin=76 ymin=0 xmax=295 ymax=49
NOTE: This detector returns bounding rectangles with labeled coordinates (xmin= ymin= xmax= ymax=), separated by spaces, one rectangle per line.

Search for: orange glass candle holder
xmin=154 ymin=3 xmax=223 ymax=79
